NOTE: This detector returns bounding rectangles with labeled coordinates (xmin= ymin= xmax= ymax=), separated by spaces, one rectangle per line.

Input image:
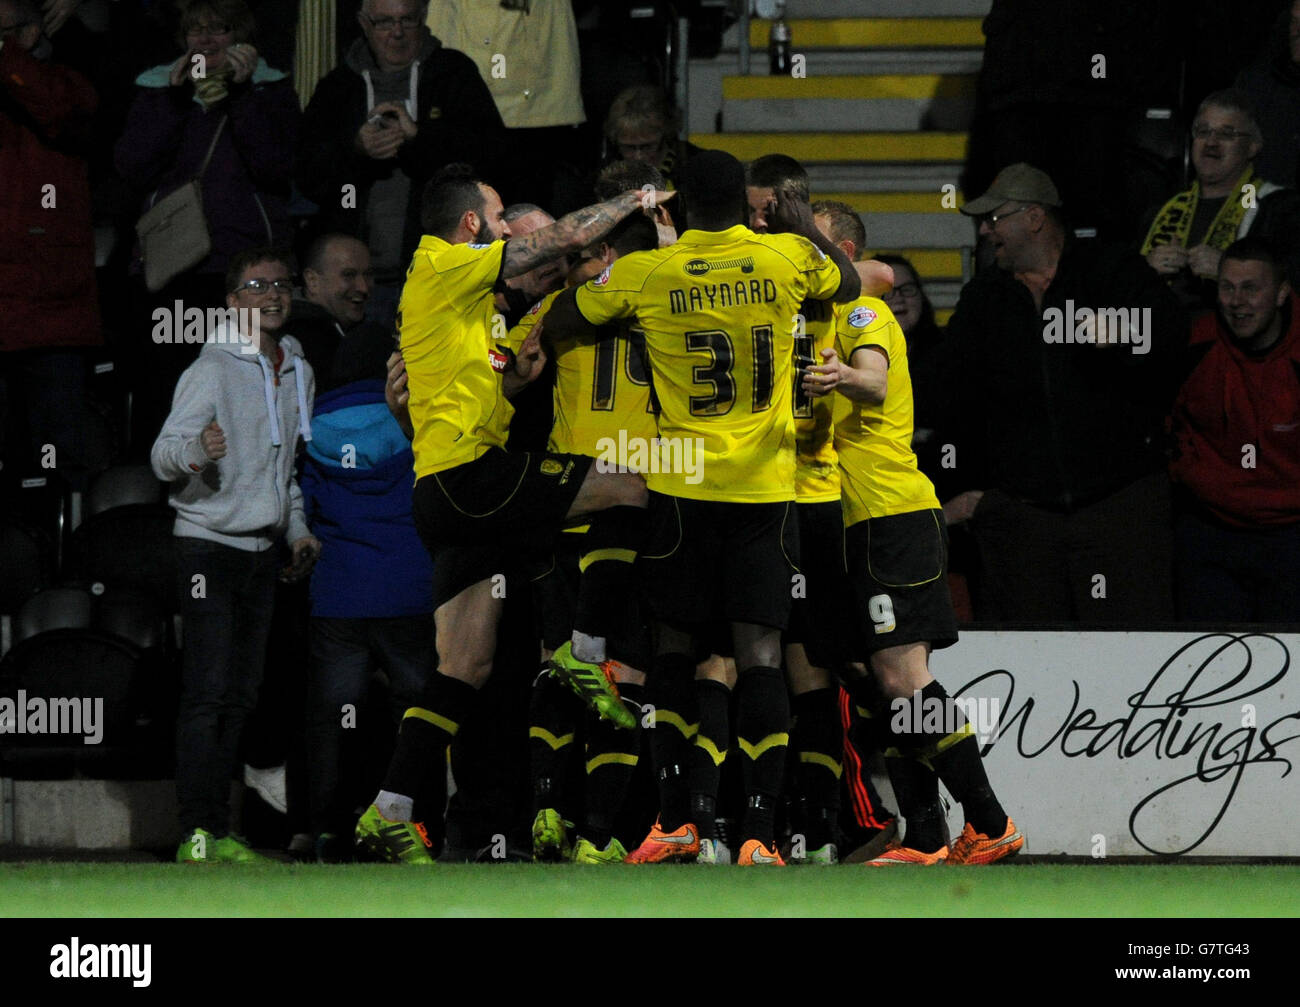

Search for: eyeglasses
xmin=980 ymin=205 xmax=1031 ymax=227
xmin=885 ymin=282 xmax=921 ymax=299
xmin=185 ymin=22 xmax=233 ymax=37
xmin=364 ymin=14 xmax=421 ymax=33
xmin=234 ymin=278 xmax=294 ymax=295
xmin=1191 ymin=125 xmax=1251 ymax=142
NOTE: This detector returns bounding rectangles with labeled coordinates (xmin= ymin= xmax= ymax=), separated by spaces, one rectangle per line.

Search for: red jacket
xmin=0 ymin=40 xmax=100 ymax=351
xmin=1170 ymin=296 xmax=1300 ymax=526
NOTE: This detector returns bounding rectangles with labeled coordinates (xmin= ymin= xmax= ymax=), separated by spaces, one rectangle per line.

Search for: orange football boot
xmin=624 ymin=819 xmax=701 ymax=863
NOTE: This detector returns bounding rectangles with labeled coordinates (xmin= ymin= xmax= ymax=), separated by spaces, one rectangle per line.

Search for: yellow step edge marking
xmin=869 ymin=249 xmax=964 ymax=276
xmin=723 ymin=74 xmax=977 ymax=101
xmin=748 ymin=17 xmax=986 ymax=50
xmin=690 ymin=132 xmax=968 ymax=162
xmin=815 ymin=191 xmax=960 ymax=214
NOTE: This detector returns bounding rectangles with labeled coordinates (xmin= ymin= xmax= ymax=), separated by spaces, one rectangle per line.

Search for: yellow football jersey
xmin=399 ymin=236 xmax=513 ymax=478
xmin=831 ymin=298 xmax=940 ymax=525
xmin=573 ymin=225 xmax=842 ymax=503
xmin=793 ymin=297 xmax=840 ymax=503
xmin=506 ymin=289 xmax=658 ymax=458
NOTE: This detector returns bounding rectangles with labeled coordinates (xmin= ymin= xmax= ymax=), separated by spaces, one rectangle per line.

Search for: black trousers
xmin=174 ymin=537 xmax=278 ymax=835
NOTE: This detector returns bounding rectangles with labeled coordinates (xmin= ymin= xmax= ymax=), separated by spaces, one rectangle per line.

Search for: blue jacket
xmin=300 ymin=380 xmax=433 ymax=618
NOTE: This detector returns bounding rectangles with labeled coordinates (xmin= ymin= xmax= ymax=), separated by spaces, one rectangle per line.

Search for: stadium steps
xmin=687 ymin=1 xmax=993 ymax=322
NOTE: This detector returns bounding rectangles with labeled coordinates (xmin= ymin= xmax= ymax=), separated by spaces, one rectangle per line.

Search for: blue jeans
xmin=174 ymin=538 xmax=278 ymax=836
xmin=306 ymin=615 xmax=434 ymax=834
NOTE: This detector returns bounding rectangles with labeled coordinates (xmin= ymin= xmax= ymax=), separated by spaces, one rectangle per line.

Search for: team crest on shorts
xmin=540 ymin=459 xmax=564 ymax=476
xmin=848 ymin=306 xmax=877 ymax=328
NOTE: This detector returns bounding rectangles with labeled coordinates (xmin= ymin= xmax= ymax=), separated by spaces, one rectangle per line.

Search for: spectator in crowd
xmin=426 ymin=0 xmax=585 ymax=209
xmin=1236 ymin=0 xmax=1300 ymax=189
xmin=297 ymin=0 xmax=506 ymax=331
xmin=602 ymin=84 xmax=698 ymax=192
xmin=941 ymin=163 xmax=1186 ymax=623
xmin=965 ymin=0 xmax=1168 ymax=242
xmin=284 ymin=233 xmax=384 ymax=388
xmin=290 ymin=233 xmax=433 ymax=861
xmin=152 ymin=246 xmax=319 ymax=863
xmin=1168 ymin=237 xmax=1300 ymax=621
xmin=115 ymin=0 xmax=300 ymax=442
xmin=1141 ymin=90 xmax=1300 ymax=312
xmin=872 ymin=253 xmax=945 ymax=369
xmin=0 ymin=0 xmax=100 ymax=487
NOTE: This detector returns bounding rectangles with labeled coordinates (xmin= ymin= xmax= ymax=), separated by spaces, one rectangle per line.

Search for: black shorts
xmin=641 ymin=492 xmax=800 ymax=631
xmin=533 ymin=527 xmax=653 ymax=670
xmin=844 ymin=508 xmax=958 ymax=656
xmin=786 ymin=499 xmax=854 ymax=668
xmin=413 ymin=448 xmax=592 ymax=610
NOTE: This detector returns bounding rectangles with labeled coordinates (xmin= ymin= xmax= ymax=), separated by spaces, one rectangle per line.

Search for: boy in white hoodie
xmin=151 ymin=246 xmax=320 ymax=863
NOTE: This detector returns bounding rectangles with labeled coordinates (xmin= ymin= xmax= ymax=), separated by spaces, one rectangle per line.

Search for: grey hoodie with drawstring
xmin=151 ymin=326 xmax=315 ymax=552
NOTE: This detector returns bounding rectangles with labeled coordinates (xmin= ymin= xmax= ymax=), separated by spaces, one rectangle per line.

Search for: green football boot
xmin=572 ymin=836 xmax=629 ymax=864
xmin=355 ymin=805 xmax=436 ymax=864
xmin=531 ymin=808 xmax=573 ymax=862
xmin=547 ymin=641 xmax=635 ymax=729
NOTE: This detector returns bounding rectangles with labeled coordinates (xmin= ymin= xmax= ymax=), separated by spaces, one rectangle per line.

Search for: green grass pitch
xmin=0 ymin=862 xmax=1296 ymax=917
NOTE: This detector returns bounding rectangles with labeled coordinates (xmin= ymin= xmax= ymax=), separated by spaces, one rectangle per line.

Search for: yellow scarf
xmin=1141 ymin=167 xmax=1257 ymax=255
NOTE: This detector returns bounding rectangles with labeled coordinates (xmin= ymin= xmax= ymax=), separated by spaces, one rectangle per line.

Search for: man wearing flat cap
xmin=933 ymin=163 xmax=1187 ymax=624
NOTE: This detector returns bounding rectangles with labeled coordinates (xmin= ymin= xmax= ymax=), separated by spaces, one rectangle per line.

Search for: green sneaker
xmin=790 ymin=841 xmax=838 ymax=865
xmin=176 ymin=829 xmax=270 ymax=863
xmin=696 ymin=838 xmax=719 ymax=865
xmin=548 ymin=641 xmax=634 ymax=729
xmin=177 ymin=827 xmax=218 ymax=863
xmin=212 ymin=834 xmax=271 ymax=863
xmin=572 ymin=836 xmax=628 ymax=864
xmin=355 ymin=805 xmax=436 ymax=864
xmin=531 ymin=808 xmax=573 ymax=862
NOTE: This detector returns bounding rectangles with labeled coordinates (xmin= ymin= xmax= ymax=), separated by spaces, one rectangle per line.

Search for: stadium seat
xmin=13 ymin=586 xmax=93 ymax=645
xmin=0 ymin=626 xmax=145 ymax=778
xmin=96 ymin=587 xmax=168 ymax=652
xmin=0 ymin=472 xmax=69 ymax=574
xmin=68 ymin=501 xmax=176 ymax=610
xmin=85 ymin=465 xmax=165 ymax=519
xmin=0 ymin=519 xmax=56 ymax=617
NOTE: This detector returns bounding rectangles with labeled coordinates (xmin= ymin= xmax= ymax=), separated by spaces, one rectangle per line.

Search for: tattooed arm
xmin=501 ymin=191 xmax=673 ymax=279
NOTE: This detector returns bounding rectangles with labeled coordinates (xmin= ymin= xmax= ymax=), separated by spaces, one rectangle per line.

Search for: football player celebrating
xmin=355 ymin=164 xmax=671 ymax=863
xmin=548 ymin=149 xmax=861 ymax=865
xmin=802 ymin=202 xmax=1023 ymax=866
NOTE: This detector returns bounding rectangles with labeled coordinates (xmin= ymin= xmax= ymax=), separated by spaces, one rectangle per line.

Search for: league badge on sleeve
xmin=848 ymin=305 xmax=877 ymax=328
